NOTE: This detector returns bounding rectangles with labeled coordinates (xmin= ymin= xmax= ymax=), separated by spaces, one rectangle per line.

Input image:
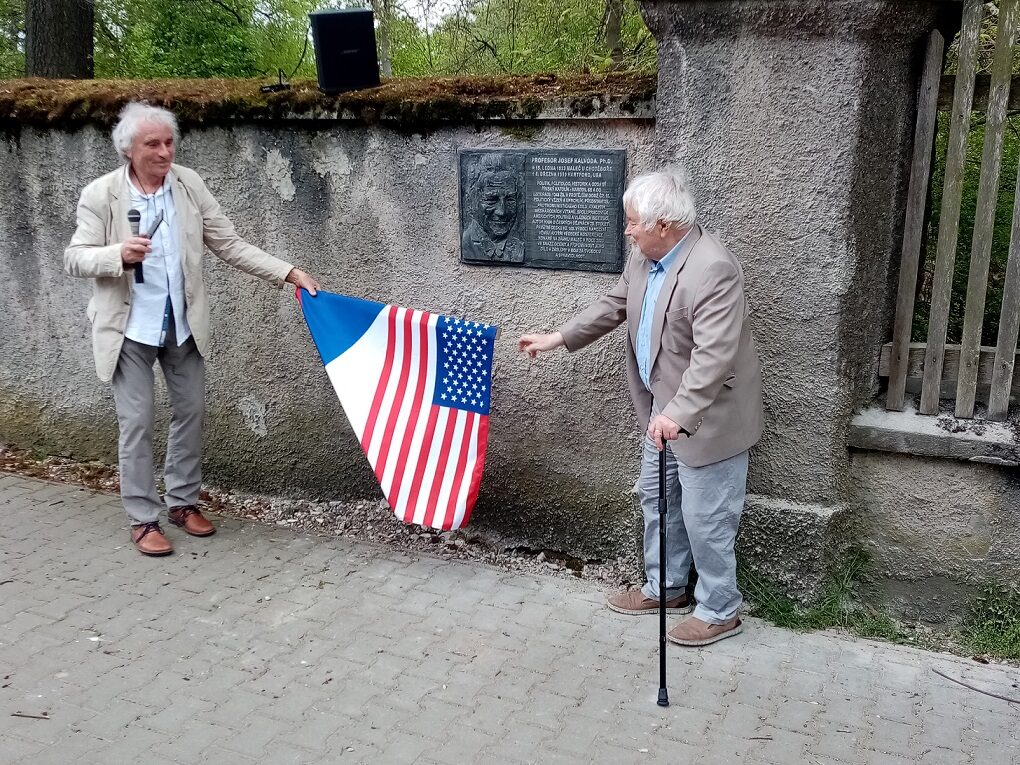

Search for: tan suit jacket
xmin=558 ymin=224 xmax=764 ymax=467
xmin=64 ymin=163 xmax=293 ymax=382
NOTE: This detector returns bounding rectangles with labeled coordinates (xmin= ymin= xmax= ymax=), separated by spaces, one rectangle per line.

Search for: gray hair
xmin=622 ymin=167 xmax=697 ymax=231
xmin=111 ymin=102 xmax=180 ymax=162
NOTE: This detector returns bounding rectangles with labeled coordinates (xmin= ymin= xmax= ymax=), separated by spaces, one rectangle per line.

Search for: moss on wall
xmin=0 ymin=73 xmax=655 ymax=131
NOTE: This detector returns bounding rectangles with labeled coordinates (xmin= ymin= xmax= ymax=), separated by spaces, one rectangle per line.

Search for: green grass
xmin=740 ymin=555 xmax=1020 ymax=662
xmin=961 ymin=585 xmax=1020 ymax=660
xmin=737 ymin=549 xmax=903 ymax=641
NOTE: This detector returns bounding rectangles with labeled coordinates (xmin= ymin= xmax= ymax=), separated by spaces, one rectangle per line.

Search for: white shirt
xmin=123 ymin=168 xmax=192 ymax=347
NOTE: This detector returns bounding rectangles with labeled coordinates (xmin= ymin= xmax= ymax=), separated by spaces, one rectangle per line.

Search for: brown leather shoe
xmin=167 ymin=505 xmax=216 ymax=537
xmin=607 ymin=588 xmax=694 ymax=615
xmin=667 ymin=616 xmax=743 ymax=646
xmin=130 ymin=522 xmax=173 ymax=556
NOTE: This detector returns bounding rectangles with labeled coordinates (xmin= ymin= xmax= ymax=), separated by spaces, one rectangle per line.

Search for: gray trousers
xmin=638 ymin=433 xmax=748 ymax=624
xmin=111 ymin=316 xmax=204 ymax=524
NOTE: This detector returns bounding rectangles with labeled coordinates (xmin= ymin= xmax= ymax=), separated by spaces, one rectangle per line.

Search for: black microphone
xmin=127 ymin=208 xmax=143 ymax=284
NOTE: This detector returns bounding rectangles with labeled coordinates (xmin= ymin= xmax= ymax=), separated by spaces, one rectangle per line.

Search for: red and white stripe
xmin=356 ymin=305 xmax=488 ymax=530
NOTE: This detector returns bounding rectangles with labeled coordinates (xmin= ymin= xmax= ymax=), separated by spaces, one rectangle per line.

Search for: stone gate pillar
xmin=638 ymin=0 xmax=960 ymax=595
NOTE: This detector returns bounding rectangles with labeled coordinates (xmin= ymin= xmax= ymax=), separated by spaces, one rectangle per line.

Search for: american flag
xmin=298 ymin=290 xmax=497 ymax=530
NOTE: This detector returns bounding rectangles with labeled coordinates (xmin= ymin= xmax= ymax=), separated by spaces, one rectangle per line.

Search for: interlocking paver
xmin=918 ymin=747 xmax=975 ymax=765
xmin=86 ymin=722 xmax=170 ymax=762
xmin=2 ymin=472 xmax=1020 ymax=765
xmin=918 ymin=714 xmax=971 ymax=754
xmin=767 ymin=697 xmax=822 ymax=733
xmin=27 ymin=733 xmax=112 ymax=765
xmin=4 ymin=734 xmax=48 ymax=764
xmin=196 ymin=745 xmax=258 ymax=764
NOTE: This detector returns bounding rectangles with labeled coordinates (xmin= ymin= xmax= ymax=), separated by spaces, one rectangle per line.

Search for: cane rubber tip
xmin=657 ymin=689 xmax=669 ymax=707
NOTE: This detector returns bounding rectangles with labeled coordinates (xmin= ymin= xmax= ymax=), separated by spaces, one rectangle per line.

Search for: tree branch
xmin=209 ymin=0 xmax=244 ymax=24
xmin=179 ymin=0 xmax=245 ymax=25
xmin=95 ymin=15 xmax=118 ymax=45
xmin=932 ymin=668 xmax=1020 ymax=706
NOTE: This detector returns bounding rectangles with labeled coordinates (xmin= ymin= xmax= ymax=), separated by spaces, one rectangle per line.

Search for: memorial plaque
xmin=459 ymin=149 xmax=626 ymax=273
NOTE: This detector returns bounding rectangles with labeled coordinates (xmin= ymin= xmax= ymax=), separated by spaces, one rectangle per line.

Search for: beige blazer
xmin=558 ymin=224 xmax=764 ymax=467
xmin=64 ymin=163 xmax=293 ymax=382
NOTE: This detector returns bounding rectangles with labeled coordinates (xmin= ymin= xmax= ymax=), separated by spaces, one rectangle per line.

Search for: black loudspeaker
xmin=309 ymin=9 xmax=381 ymax=94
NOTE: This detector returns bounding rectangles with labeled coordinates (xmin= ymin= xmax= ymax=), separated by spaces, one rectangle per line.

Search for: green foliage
xmin=962 ymin=585 xmax=1020 ymax=659
xmin=100 ymin=3 xmax=258 ymax=78
xmin=742 ymin=555 xmax=1020 ymax=662
xmin=420 ymin=0 xmax=655 ymax=75
xmin=93 ymin=1 xmax=321 ymax=79
xmin=0 ymin=0 xmax=22 ymax=77
xmin=0 ymin=0 xmax=655 ymax=80
xmin=944 ymin=1 xmax=1003 ymax=76
xmin=738 ymin=549 xmax=903 ymax=640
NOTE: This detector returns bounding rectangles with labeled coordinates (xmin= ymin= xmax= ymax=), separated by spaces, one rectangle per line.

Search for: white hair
xmin=622 ymin=167 xmax=697 ymax=231
xmin=111 ymin=102 xmax=180 ymax=162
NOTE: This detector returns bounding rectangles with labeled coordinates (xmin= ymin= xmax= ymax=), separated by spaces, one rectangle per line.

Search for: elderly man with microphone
xmin=518 ymin=167 xmax=763 ymax=647
xmin=65 ymin=102 xmax=320 ymax=557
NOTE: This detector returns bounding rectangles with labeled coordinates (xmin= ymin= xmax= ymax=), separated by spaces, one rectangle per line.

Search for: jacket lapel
xmin=168 ymin=166 xmax=194 ymax=269
xmin=649 ymin=224 xmax=703 ymax=368
xmin=110 ymin=166 xmax=130 ymax=247
xmin=627 ymin=250 xmax=650 ymax=349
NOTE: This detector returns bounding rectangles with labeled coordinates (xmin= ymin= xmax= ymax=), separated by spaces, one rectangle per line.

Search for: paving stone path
xmin=2 ymin=472 xmax=1019 ymax=764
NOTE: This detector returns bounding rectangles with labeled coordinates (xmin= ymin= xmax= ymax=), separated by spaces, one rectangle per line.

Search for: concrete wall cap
xmin=639 ymin=0 xmax=952 ymax=40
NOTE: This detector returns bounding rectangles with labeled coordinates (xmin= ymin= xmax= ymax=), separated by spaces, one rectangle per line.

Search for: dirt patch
xmin=0 ymin=443 xmax=631 ymax=588
xmin=936 ymin=415 xmax=969 ymax=434
xmin=0 ymin=445 xmax=119 ymax=492
xmin=934 ymin=413 xmax=1007 ymax=439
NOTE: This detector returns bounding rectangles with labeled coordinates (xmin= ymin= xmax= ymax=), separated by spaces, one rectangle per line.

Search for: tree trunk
xmin=604 ymin=0 xmax=625 ymax=71
xmin=25 ymin=0 xmax=94 ymax=78
xmin=372 ymin=0 xmax=393 ymax=78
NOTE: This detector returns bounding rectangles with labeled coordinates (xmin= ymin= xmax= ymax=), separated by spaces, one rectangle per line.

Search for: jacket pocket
xmin=662 ymin=307 xmax=691 ymax=352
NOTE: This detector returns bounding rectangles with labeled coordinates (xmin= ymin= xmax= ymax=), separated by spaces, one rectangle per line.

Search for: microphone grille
xmin=127 ymin=209 xmax=141 ymax=221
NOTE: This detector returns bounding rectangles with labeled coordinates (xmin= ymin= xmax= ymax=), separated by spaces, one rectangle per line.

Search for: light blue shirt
xmin=636 ymin=233 xmax=690 ymax=389
xmin=123 ymin=169 xmax=191 ymax=347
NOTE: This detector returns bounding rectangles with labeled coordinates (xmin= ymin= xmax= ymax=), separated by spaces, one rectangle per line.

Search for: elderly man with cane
xmin=518 ymin=167 xmax=763 ymax=648
xmin=65 ymin=102 xmax=321 ymax=557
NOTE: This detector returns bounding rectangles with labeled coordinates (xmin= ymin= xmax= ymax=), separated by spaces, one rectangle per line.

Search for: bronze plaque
xmin=459 ymin=149 xmax=626 ymax=273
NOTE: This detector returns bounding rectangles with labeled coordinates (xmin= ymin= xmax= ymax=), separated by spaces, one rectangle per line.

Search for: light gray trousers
xmin=638 ymin=433 xmax=748 ymax=624
xmin=111 ymin=317 xmax=204 ymax=525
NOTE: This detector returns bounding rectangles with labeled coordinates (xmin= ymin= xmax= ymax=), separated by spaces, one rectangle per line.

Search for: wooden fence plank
xmin=887 ymin=29 xmax=945 ymax=412
xmin=939 ymin=74 xmax=1020 ymax=111
xmin=880 ymin=342 xmax=1020 ymax=391
xmin=920 ymin=0 xmax=984 ymax=415
xmin=988 ymin=160 xmax=1020 ymax=419
xmin=955 ymin=0 xmax=1020 ymax=417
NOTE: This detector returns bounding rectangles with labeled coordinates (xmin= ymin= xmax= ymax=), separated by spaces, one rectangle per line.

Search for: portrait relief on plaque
xmin=458 ymin=148 xmax=627 ymax=273
xmin=460 ymin=151 xmax=527 ymax=265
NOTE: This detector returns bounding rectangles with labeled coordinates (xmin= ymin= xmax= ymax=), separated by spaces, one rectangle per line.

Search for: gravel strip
xmin=0 ymin=444 xmax=638 ymax=588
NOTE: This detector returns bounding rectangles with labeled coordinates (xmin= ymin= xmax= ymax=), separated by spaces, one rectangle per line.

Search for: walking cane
xmin=657 ymin=437 xmax=669 ymax=707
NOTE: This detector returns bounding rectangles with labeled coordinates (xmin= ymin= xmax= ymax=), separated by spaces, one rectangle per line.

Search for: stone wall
xmin=853 ymin=449 xmax=1020 ymax=624
xmin=0 ymin=100 xmax=656 ymax=563
xmin=639 ymin=0 xmax=947 ymax=507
